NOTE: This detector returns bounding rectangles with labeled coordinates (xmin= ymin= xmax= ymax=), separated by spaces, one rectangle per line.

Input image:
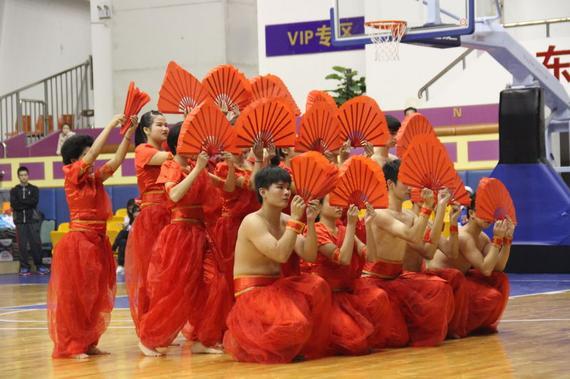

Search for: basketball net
xmin=365 ymin=20 xmax=407 ymax=61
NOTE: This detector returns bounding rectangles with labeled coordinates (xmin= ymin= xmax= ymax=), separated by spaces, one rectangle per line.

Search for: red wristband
xmin=423 ymin=227 xmax=432 ymax=244
xmin=449 ymin=225 xmax=459 ymax=234
xmin=331 ymin=248 xmax=341 ymax=264
xmin=492 ymin=236 xmax=503 ymax=247
xmin=286 ymin=219 xmax=305 ymax=234
xmin=503 ymin=237 xmax=512 ymax=246
xmin=420 ymin=207 xmax=433 ymax=217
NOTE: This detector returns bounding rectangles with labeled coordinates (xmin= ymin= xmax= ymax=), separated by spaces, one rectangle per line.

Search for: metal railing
xmin=417 ymin=17 xmax=570 ymax=102
xmin=418 ymin=48 xmax=475 ymax=101
xmin=0 ymin=56 xmax=93 ymax=143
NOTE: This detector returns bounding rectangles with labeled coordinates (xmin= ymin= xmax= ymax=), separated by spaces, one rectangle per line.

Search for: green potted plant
xmin=325 ymin=66 xmax=366 ymax=106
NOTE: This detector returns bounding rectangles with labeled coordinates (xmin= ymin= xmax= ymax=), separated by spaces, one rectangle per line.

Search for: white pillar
xmin=89 ymin=0 xmax=113 ymax=128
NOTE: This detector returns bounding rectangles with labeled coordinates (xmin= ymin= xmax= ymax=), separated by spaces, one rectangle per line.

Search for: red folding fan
xmin=203 ymin=64 xmax=252 ymax=115
xmin=450 ymin=175 xmax=472 ymax=206
xmin=337 ymin=95 xmax=389 ymax=147
xmin=396 ymin=113 xmax=438 ymax=158
xmin=157 ymin=61 xmax=209 ymax=115
xmin=475 ymin=177 xmax=517 ymax=224
xmin=306 ymin=90 xmax=337 ymax=111
xmin=410 ymin=176 xmax=472 ymax=206
xmin=177 ymin=99 xmax=240 ymax=156
xmin=250 ymin=74 xmax=300 ymax=116
xmin=290 ymin=151 xmax=338 ymax=202
xmin=121 ymin=81 xmax=150 ymax=134
xmin=329 ymin=156 xmax=388 ymax=209
xmin=233 ymin=98 xmax=296 ymax=148
xmin=295 ymin=102 xmax=342 ymax=153
xmin=399 ymin=134 xmax=458 ymax=192
xmin=410 ymin=187 xmax=422 ymax=203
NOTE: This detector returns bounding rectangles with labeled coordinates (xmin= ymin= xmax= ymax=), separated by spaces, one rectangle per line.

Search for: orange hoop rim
xmin=365 ymin=20 xmax=407 ymax=35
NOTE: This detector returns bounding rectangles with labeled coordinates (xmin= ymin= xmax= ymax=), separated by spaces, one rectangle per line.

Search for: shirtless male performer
xmin=371 ymin=115 xmax=401 ymax=167
xmin=405 ymin=189 xmax=470 ymax=338
xmin=223 ymin=166 xmax=332 ymax=363
xmin=362 ymin=159 xmax=454 ymax=346
xmin=430 ymin=193 xmax=514 ymax=335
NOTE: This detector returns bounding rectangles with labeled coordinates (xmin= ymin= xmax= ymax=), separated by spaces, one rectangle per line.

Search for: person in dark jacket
xmin=113 ymin=202 xmax=139 ymax=275
xmin=10 ymin=166 xmax=48 ymax=275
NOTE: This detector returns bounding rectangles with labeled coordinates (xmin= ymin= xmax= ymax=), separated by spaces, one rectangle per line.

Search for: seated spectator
xmin=55 ymin=124 xmax=76 ymax=155
xmin=114 ymin=203 xmax=140 ymax=275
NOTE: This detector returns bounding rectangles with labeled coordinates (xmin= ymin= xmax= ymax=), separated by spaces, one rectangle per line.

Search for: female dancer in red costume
xmin=212 ymin=151 xmax=259 ymax=292
xmin=125 ymin=111 xmax=172 ymax=336
xmin=138 ymin=123 xmax=231 ymax=356
xmin=308 ymin=197 xmax=394 ymax=355
xmin=48 ymin=114 xmax=135 ymax=358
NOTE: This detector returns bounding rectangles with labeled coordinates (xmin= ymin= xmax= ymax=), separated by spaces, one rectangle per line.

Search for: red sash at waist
xmin=234 ymin=275 xmax=279 ymax=297
xmin=70 ymin=219 xmax=107 ymax=234
xmin=362 ymin=259 xmax=403 ymax=280
xmin=171 ymin=205 xmax=204 ymax=223
xmin=140 ymin=190 xmax=166 ymax=209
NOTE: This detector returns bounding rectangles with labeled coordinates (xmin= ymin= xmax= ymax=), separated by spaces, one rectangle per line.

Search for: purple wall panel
xmin=53 ymin=162 xmax=65 ymax=179
xmin=21 ymin=162 xmax=45 ymax=180
xmin=121 ymin=158 xmax=135 ymax=176
xmin=5 ymin=133 xmax=28 ymax=158
xmin=27 ymin=132 xmax=63 ymax=156
xmin=443 ymin=143 xmax=457 ymax=162
xmin=0 ymin=164 xmax=12 ymax=181
xmin=468 ymin=140 xmax=499 ymax=161
xmin=384 ymin=103 xmax=499 ymax=127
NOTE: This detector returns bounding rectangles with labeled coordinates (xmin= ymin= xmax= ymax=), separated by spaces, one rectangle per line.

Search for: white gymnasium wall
xmin=0 ymin=0 xmax=91 ymax=95
xmin=111 ymin=0 xmax=258 ymax=120
xmin=257 ymin=0 xmax=365 ymax=112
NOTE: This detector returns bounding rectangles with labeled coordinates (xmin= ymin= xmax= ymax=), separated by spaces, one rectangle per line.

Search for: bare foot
xmin=71 ymin=353 xmax=89 ymax=360
xmin=191 ymin=341 xmax=224 ymax=354
xmin=138 ymin=341 xmax=164 ymax=357
xmin=86 ymin=346 xmax=110 ymax=355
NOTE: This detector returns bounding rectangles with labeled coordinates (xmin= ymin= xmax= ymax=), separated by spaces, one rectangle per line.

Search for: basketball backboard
xmin=331 ymin=0 xmax=475 ymax=47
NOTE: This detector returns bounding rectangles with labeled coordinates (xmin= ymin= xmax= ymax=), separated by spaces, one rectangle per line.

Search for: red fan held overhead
xmin=121 ymin=81 xmax=150 ymax=135
xmin=250 ymin=74 xmax=300 ymax=116
xmin=306 ymin=90 xmax=337 ymax=111
xmin=475 ymin=177 xmax=517 ymax=224
xmin=295 ymin=101 xmax=342 ymax=153
xmin=177 ymin=99 xmax=240 ymax=156
xmin=396 ymin=113 xmax=438 ymax=158
xmin=157 ymin=61 xmax=209 ymax=115
xmin=233 ymin=98 xmax=296 ymax=148
xmin=290 ymin=152 xmax=338 ymax=202
xmin=450 ymin=175 xmax=472 ymax=207
xmin=203 ymin=64 xmax=252 ymax=115
xmin=399 ymin=134 xmax=457 ymax=193
xmin=329 ymin=156 xmax=388 ymax=209
xmin=337 ymin=95 xmax=389 ymax=147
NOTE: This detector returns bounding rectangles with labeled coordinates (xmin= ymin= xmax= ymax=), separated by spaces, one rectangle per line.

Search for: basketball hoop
xmin=365 ymin=20 xmax=407 ymax=61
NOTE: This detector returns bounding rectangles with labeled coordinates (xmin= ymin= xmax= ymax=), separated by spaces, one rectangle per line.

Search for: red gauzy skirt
xmin=212 ymin=215 xmax=242 ymax=294
xmin=224 ymin=274 xmax=332 ymax=363
xmin=427 ymin=268 xmax=470 ymax=338
xmin=47 ymin=230 xmax=116 ymax=358
xmin=125 ymin=203 xmax=170 ymax=336
xmin=139 ymin=221 xmax=229 ymax=349
xmin=365 ymin=272 xmax=454 ymax=347
xmin=465 ymin=270 xmax=510 ymax=335
xmin=328 ymin=279 xmax=393 ymax=355
xmin=191 ymin=235 xmax=232 ymax=347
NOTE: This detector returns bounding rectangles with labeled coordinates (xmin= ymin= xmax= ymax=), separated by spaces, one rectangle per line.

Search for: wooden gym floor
xmin=1 ymin=273 xmax=569 ymax=378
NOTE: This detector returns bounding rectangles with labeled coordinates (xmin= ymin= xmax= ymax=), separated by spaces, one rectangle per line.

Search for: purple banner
xmin=265 ymin=17 xmax=365 ymax=57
